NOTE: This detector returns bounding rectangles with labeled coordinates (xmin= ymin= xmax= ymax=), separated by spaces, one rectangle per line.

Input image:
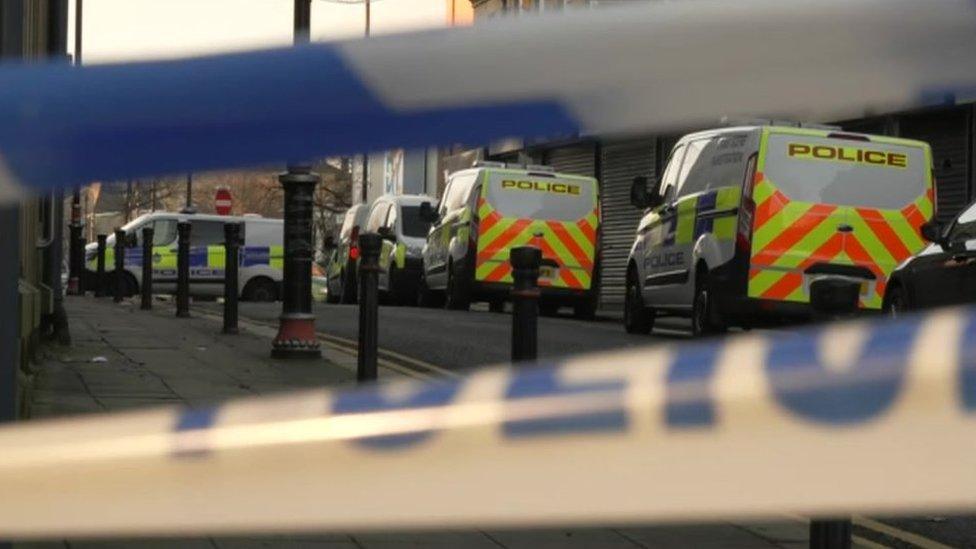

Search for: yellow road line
xmin=853 ymin=517 xmax=954 ymax=549
xmin=853 ymin=534 xmax=891 ymax=549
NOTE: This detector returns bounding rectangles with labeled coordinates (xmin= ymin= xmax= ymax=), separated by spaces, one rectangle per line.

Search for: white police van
xmin=85 ymin=212 xmax=284 ymax=301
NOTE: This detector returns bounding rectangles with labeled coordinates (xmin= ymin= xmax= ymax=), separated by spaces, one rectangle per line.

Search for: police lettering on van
xmin=625 ymin=124 xmax=934 ymax=336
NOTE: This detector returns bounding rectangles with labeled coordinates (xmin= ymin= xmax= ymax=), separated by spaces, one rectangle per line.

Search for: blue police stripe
xmin=124 ymin=248 xmax=143 ymax=266
xmin=242 ymin=246 xmax=270 ymax=267
xmin=693 ymin=191 xmax=717 ymax=239
xmin=0 ymin=44 xmax=578 ymax=192
xmin=189 ymin=247 xmax=208 ymax=268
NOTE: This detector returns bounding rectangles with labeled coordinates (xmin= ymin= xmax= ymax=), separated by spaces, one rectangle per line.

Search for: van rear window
xmin=762 ymin=133 xmax=927 ymax=209
xmin=484 ymin=172 xmax=595 ymax=221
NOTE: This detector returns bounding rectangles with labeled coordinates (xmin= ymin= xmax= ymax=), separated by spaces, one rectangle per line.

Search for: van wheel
xmin=488 ymin=300 xmax=505 ymax=313
xmin=624 ymin=268 xmax=653 ymax=334
xmin=445 ymin=261 xmax=470 ymax=311
xmin=340 ymin=270 xmax=357 ymax=305
xmin=325 ymin=279 xmax=340 ymax=304
xmin=574 ymin=294 xmax=598 ymax=321
xmin=539 ymin=303 xmax=560 ymax=317
xmin=691 ymin=269 xmax=725 ymax=337
xmin=110 ymin=272 xmax=139 ymax=298
xmin=242 ymin=278 xmax=278 ymax=302
xmin=417 ymin=274 xmax=444 ymax=308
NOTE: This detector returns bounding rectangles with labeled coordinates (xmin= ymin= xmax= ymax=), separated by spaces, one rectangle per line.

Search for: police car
xmin=625 ymin=124 xmax=934 ymax=335
xmin=419 ymin=162 xmax=601 ymax=318
xmin=85 ymin=212 xmax=284 ymax=301
xmin=884 ymin=199 xmax=976 ymax=315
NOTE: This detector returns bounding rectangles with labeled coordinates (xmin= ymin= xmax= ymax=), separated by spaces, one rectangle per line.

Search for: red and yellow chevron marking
xmin=475 ymin=197 xmax=598 ymax=290
xmin=748 ymin=174 xmax=932 ymax=310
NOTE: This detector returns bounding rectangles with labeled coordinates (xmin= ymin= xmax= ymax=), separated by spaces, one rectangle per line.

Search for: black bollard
xmin=113 ymin=229 xmax=126 ymax=303
xmin=76 ymin=235 xmax=87 ymax=294
xmin=357 ymin=233 xmax=382 ymax=382
xmin=95 ymin=234 xmax=107 ymax=298
xmin=223 ymin=222 xmax=241 ymax=335
xmin=176 ymin=221 xmax=191 ymax=318
xmin=67 ymin=219 xmax=83 ymax=295
xmin=140 ymin=226 xmax=154 ymax=311
xmin=510 ymin=246 xmax=541 ymax=362
xmin=271 ymin=165 xmax=321 ymax=358
xmin=809 ymin=520 xmax=852 ymax=549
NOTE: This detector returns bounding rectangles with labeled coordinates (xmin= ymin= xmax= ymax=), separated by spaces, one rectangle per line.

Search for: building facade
xmin=469 ymin=0 xmax=976 ymax=312
xmin=0 ymin=0 xmax=69 ymax=421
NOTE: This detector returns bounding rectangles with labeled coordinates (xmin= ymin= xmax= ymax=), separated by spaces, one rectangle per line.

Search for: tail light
xmin=349 ymin=226 xmax=360 ymax=260
xmin=737 ymin=153 xmax=759 ymax=254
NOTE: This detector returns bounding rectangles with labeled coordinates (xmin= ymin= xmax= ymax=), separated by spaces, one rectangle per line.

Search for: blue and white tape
xmin=0 ymin=0 xmax=975 ymax=199
xmin=0 ymin=307 xmax=972 ymax=538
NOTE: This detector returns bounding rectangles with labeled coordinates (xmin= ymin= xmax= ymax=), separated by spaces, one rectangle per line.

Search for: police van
xmin=324 ymin=203 xmax=370 ymax=304
xmin=419 ymin=162 xmax=601 ymax=317
xmin=85 ymin=212 xmax=284 ymax=301
xmin=360 ymin=194 xmax=433 ymax=305
xmin=625 ymin=124 xmax=934 ymax=335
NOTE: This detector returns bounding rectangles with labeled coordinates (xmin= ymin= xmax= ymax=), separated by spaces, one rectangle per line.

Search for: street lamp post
xmin=271 ymin=0 xmax=322 ymax=359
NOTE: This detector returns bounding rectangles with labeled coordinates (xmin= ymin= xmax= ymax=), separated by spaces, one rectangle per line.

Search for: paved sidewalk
xmin=16 ymin=296 xmax=811 ymax=549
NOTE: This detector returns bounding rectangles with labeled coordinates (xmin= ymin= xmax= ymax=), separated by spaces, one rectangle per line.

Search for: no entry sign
xmin=215 ymin=187 xmax=232 ymax=215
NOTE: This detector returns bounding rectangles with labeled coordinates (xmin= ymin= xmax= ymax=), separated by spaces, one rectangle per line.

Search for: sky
xmin=69 ymin=0 xmax=472 ymax=64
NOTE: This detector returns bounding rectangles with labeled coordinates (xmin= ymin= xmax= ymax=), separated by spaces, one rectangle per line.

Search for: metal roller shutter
xmin=899 ymin=107 xmax=972 ymax=223
xmin=598 ymin=139 xmax=657 ymax=312
xmin=545 ymin=144 xmax=597 ymax=176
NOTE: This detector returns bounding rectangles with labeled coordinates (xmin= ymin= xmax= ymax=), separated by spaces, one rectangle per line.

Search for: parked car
xmin=419 ymin=161 xmax=601 ymax=318
xmin=625 ymin=123 xmax=934 ymax=335
xmin=85 ymin=212 xmax=283 ymax=301
xmin=362 ymin=194 xmax=432 ymax=305
xmin=884 ymin=200 xmax=976 ymax=315
xmin=325 ymin=204 xmax=370 ymax=304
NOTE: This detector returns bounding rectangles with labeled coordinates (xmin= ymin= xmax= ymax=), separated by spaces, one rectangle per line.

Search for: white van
xmin=85 ymin=212 xmax=284 ymax=301
xmin=363 ymin=194 xmax=433 ymax=305
xmin=625 ymin=124 xmax=934 ymax=335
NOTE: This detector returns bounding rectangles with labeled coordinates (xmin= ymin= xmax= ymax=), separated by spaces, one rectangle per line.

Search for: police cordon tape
xmin=1 ymin=0 xmax=976 ymax=199
xmin=0 ymin=307 xmax=974 ymax=538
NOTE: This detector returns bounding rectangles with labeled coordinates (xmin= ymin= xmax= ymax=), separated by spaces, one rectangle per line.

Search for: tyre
xmin=573 ymin=294 xmax=598 ymax=321
xmin=623 ymin=267 xmax=653 ymax=334
xmin=691 ymin=268 xmax=725 ymax=337
xmin=242 ymin=277 xmax=278 ymax=302
xmin=539 ymin=303 xmax=560 ymax=317
xmin=417 ymin=273 xmax=444 ymax=308
xmin=110 ymin=272 xmax=138 ymax=298
xmin=445 ymin=260 xmax=470 ymax=311
xmin=488 ymin=299 xmax=505 ymax=313
xmin=883 ymin=284 xmax=909 ymax=319
xmin=325 ymin=279 xmax=340 ymax=304
xmin=340 ymin=268 xmax=357 ymax=305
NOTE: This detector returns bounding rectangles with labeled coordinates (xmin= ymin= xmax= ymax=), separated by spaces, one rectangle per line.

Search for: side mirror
xmin=377 ymin=226 xmax=395 ymax=241
xmin=419 ymin=201 xmax=439 ymax=223
xmin=920 ymin=221 xmax=944 ymax=245
xmin=630 ymin=176 xmax=663 ymax=209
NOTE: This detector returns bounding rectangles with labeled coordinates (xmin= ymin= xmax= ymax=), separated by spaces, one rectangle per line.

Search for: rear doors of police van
xmin=749 ymin=128 xmax=932 ymax=309
xmin=474 ymin=169 xmax=599 ymax=292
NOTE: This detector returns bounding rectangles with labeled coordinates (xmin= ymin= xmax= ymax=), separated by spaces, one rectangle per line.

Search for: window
xmin=152 ymin=219 xmax=178 ymax=247
xmin=675 ymin=138 xmax=708 ymax=197
xmin=190 ymin=221 xmax=226 ymax=246
xmin=366 ymin=202 xmax=391 ymax=233
xmin=444 ymin=173 xmax=477 ymax=212
xmin=401 ymin=206 xmax=432 ymax=238
xmin=658 ymin=144 xmax=686 ymax=204
xmin=950 ymin=203 xmax=976 ymax=244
